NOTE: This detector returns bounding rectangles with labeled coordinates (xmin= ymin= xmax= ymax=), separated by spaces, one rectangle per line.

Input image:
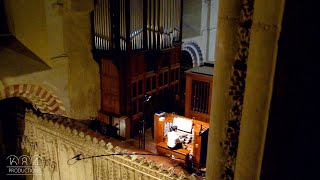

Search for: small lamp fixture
xmin=144 ymin=94 xmax=151 ymax=102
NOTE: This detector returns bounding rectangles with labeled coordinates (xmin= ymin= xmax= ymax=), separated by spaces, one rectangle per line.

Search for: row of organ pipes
xmin=94 ymin=0 xmax=111 ymax=50
xmin=94 ymin=0 xmax=182 ymax=51
xmin=191 ymin=80 xmax=210 ymax=114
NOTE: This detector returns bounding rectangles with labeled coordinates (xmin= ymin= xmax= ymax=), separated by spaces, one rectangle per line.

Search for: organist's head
xmin=171 ymin=126 xmax=178 ymax=132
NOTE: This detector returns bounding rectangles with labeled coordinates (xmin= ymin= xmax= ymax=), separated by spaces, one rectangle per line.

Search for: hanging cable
xmin=67 ymin=152 xmax=189 ymax=165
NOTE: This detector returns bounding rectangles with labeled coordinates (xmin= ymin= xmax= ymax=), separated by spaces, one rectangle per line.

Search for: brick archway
xmin=182 ymin=41 xmax=204 ymax=67
xmin=0 ymin=84 xmax=66 ymax=115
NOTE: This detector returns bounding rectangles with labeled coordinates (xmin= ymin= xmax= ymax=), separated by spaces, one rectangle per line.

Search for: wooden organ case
xmin=91 ymin=0 xmax=183 ymax=138
xmin=184 ymin=63 xmax=214 ymax=123
xmin=154 ymin=112 xmax=209 ymax=167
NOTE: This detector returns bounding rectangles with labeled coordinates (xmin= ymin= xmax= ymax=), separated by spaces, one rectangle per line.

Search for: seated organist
xmin=154 ymin=112 xmax=209 ymax=168
xmin=167 ymin=126 xmax=185 ymax=149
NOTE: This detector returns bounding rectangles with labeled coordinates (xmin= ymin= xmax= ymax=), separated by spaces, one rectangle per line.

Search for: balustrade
xmin=21 ymin=110 xmax=195 ymax=179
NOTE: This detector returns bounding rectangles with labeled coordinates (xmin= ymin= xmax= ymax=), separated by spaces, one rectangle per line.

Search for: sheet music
xmin=173 ymin=117 xmax=193 ymax=133
xmin=164 ymin=122 xmax=172 ymax=136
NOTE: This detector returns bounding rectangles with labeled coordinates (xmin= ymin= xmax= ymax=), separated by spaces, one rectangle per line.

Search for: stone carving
xmin=21 ymin=109 xmax=195 ymax=179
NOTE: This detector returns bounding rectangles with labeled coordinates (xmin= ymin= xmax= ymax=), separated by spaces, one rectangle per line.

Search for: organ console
xmin=154 ymin=112 xmax=209 ymax=167
xmin=92 ymin=0 xmax=184 ymax=138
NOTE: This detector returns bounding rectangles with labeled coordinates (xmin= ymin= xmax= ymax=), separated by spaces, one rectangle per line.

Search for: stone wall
xmin=2 ymin=0 xmax=100 ymax=119
xmin=182 ymin=0 xmax=218 ymax=62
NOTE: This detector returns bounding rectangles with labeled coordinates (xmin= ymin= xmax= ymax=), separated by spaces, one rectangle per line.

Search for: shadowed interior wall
xmin=0 ymin=0 xmax=9 ymax=34
xmin=0 ymin=98 xmax=31 ymax=180
xmin=260 ymin=0 xmax=318 ymax=179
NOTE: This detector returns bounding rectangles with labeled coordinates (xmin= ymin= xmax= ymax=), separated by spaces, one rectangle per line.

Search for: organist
xmin=167 ymin=126 xmax=185 ymax=149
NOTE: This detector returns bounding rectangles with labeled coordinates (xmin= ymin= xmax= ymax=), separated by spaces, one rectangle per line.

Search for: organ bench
xmin=154 ymin=112 xmax=209 ymax=167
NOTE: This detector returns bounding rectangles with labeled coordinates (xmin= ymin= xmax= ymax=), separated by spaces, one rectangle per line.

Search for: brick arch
xmin=0 ymin=84 xmax=66 ymax=115
xmin=182 ymin=41 xmax=204 ymax=67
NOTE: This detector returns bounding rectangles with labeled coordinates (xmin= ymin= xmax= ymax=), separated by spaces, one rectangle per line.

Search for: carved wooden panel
xmin=101 ymin=60 xmax=120 ymax=114
xmin=185 ymin=72 xmax=213 ymax=123
xmin=130 ymin=54 xmax=145 ymax=77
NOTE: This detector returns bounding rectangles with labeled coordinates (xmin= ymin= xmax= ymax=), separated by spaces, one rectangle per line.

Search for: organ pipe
xmin=93 ymin=0 xmax=181 ymax=51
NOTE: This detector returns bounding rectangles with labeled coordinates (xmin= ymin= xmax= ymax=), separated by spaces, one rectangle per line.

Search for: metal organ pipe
xmin=94 ymin=2 xmax=97 ymax=49
xmin=130 ymin=0 xmax=132 ymax=50
xmin=155 ymin=0 xmax=158 ymax=49
xmin=139 ymin=0 xmax=141 ymax=49
xmin=159 ymin=0 xmax=163 ymax=49
xmin=119 ymin=0 xmax=121 ymax=50
xmin=134 ymin=0 xmax=136 ymax=50
xmin=136 ymin=0 xmax=139 ymax=49
xmin=123 ymin=0 xmax=127 ymax=50
xmin=168 ymin=0 xmax=171 ymax=47
xmin=153 ymin=0 xmax=156 ymax=49
xmin=107 ymin=0 xmax=109 ymax=49
xmin=147 ymin=0 xmax=150 ymax=49
xmin=96 ymin=1 xmax=101 ymax=49
xmin=105 ymin=0 xmax=107 ymax=50
xmin=136 ymin=0 xmax=138 ymax=49
xmin=133 ymin=0 xmax=136 ymax=50
xmin=93 ymin=0 xmax=181 ymax=51
xmin=106 ymin=0 xmax=109 ymax=49
xmin=175 ymin=0 xmax=178 ymax=41
xmin=172 ymin=0 xmax=175 ymax=41
xmin=95 ymin=1 xmax=98 ymax=49
xmin=99 ymin=0 xmax=102 ymax=49
xmin=100 ymin=0 xmax=103 ymax=49
xmin=101 ymin=0 xmax=104 ymax=50
xmin=102 ymin=0 xmax=106 ymax=50
xmin=150 ymin=0 xmax=152 ymax=49
xmin=94 ymin=0 xmax=112 ymax=50
xmin=164 ymin=0 xmax=167 ymax=48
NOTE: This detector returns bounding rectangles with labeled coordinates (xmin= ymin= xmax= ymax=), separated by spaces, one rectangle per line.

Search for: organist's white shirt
xmin=167 ymin=131 xmax=182 ymax=148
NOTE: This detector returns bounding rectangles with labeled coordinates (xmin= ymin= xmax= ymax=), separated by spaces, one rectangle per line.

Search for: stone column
xmin=62 ymin=0 xmax=100 ymax=119
xmin=205 ymin=0 xmax=241 ymax=179
xmin=234 ymin=0 xmax=285 ymax=179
